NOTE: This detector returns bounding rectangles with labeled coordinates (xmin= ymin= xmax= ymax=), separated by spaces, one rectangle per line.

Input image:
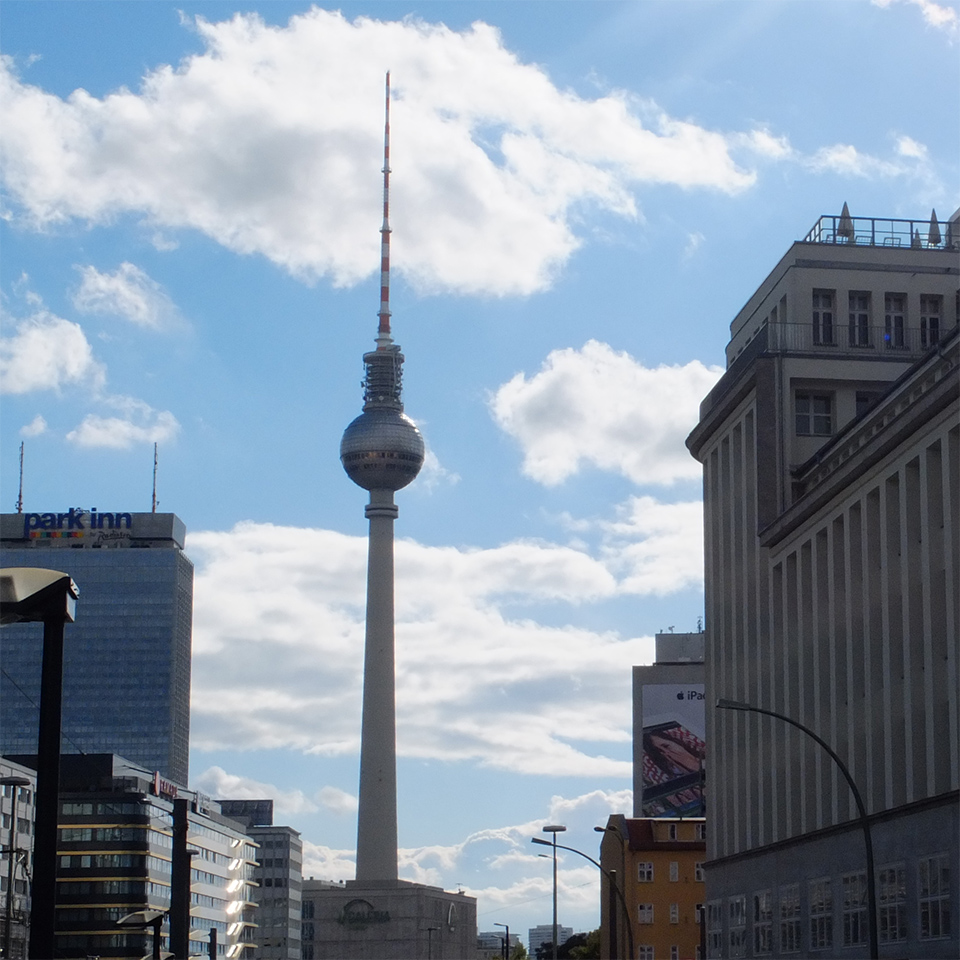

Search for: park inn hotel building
xmin=687 ymin=208 xmax=959 ymax=958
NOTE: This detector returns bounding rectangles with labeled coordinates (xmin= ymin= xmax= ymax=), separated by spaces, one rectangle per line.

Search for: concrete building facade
xmin=218 ymin=799 xmax=303 ymax=959
xmin=527 ymin=923 xmax=574 ymax=958
xmin=686 ymin=209 xmax=960 ymax=958
xmin=0 ymin=511 xmax=192 ymax=784
xmin=0 ymin=758 xmax=36 ymax=959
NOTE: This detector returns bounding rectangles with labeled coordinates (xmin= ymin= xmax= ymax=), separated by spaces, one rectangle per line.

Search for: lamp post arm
xmin=531 ymin=839 xmax=634 ymax=960
xmin=716 ymin=698 xmax=877 ymax=960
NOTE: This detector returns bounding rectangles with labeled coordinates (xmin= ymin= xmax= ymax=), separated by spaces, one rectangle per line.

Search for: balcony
xmin=766 ymin=321 xmax=945 ymax=359
xmin=802 ymin=214 xmax=956 ymax=250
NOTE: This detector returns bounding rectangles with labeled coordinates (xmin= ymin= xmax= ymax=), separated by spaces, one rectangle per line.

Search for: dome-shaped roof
xmin=340 ymin=408 xmax=425 ymax=491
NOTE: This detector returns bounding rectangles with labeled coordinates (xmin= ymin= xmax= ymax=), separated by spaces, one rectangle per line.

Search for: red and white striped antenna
xmin=376 ymin=71 xmax=393 ymax=349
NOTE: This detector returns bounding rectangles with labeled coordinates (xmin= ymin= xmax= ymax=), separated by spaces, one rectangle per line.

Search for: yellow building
xmin=599 ymin=815 xmax=705 ymax=960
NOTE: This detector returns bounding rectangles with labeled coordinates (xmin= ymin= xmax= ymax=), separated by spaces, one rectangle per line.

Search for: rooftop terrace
xmin=802 ymin=212 xmax=957 ymax=250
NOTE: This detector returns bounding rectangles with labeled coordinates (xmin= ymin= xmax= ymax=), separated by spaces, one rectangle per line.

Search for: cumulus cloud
xmin=192 ymin=765 xmax=320 ymax=815
xmin=0 ymin=9 xmax=767 ymax=297
xmin=601 ymin=496 xmax=705 ymax=595
xmin=19 ymin=414 xmax=48 ymax=437
xmin=186 ymin=520 xmax=673 ymax=774
xmin=490 ymin=340 xmax=722 ymax=486
xmin=73 ymin=262 xmax=182 ymax=330
xmin=0 ymin=311 xmax=105 ymax=394
xmin=317 ymin=786 xmax=359 ymax=816
xmin=872 ymin=0 xmax=960 ymax=37
xmin=66 ymin=403 xmax=180 ymax=449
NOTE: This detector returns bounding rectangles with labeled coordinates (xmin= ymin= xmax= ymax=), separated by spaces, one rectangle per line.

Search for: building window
xmin=848 ymin=291 xmax=871 ymax=346
xmin=637 ymin=947 xmax=654 ymax=960
xmin=638 ymin=862 xmax=654 ymax=882
xmin=884 ymin=293 xmax=906 ymax=348
xmin=842 ymin=872 xmax=868 ymax=945
xmin=855 ymin=391 xmax=882 ymax=417
xmin=878 ymin=863 xmax=906 ymax=943
xmin=302 ymin=899 xmax=315 ymax=919
xmin=728 ymin=896 xmax=746 ymax=958
xmin=671 ymin=947 xmax=680 ymax=960
xmin=668 ymin=823 xmax=678 ymax=841
xmin=796 ymin=393 xmax=832 ymax=436
xmin=670 ymin=902 xmax=679 ymax=924
xmin=778 ymin=885 xmax=800 ymax=954
xmin=809 ymin=878 xmax=833 ymax=950
xmin=695 ymin=903 xmax=704 ymax=924
xmin=696 ymin=823 xmax=706 ymax=841
xmin=921 ymin=295 xmax=942 ymax=347
xmin=707 ymin=901 xmax=723 ymax=958
xmin=638 ymin=904 xmax=655 ymax=924
xmin=670 ymin=861 xmax=679 ymax=882
xmin=695 ymin=862 xmax=705 ymax=882
xmin=919 ymin=853 xmax=951 ymax=939
xmin=812 ymin=290 xmax=834 ymax=344
xmin=753 ymin=891 xmax=773 ymax=955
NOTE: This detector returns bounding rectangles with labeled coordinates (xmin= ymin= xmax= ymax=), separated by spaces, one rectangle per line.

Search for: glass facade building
xmin=0 ymin=511 xmax=192 ymax=785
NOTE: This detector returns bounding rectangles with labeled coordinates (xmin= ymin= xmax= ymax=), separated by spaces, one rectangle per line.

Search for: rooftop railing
xmin=766 ymin=321 xmax=943 ymax=358
xmin=802 ymin=214 xmax=956 ymax=250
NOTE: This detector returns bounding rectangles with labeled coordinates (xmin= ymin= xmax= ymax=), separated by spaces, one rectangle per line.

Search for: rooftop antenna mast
xmin=376 ymin=71 xmax=393 ymax=350
xmin=151 ymin=442 xmax=158 ymax=513
xmin=16 ymin=441 xmax=24 ymax=514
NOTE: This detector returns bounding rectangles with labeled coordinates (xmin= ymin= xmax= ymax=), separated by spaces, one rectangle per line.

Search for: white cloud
xmin=317 ymin=786 xmax=359 ymax=816
xmin=187 ymin=520 xmax=670 ymax=774
xmin=19 ymin=414 xmax=47 ymax=437
xmin=73 ymin=262 xmax=182 ymax=330
xmin=896 ymin=135 xmax=929 ymax=160
xmin=66 ymin=402 xmax=180 ymax=448
xmin=601 ymin=496 xmax=705 ymax=595
xmin=192 ymin=765 xmax=320 ymax=815
xmin=0 ymin=310 xmax=105 ymax=394
xmin=490 ymin=340 xmax=722 ymax=486
xmin=872 ymin=0 xmax=960 ymax=37
xmin=0 ymin=10 xmax=767 ymax=297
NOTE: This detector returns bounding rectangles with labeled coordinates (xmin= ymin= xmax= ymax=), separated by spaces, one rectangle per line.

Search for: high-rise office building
xmin=218 ymin=799 xmax=303 ymax=959
xmin=1 ymin=511 xmax=192 ymax=785
xmin=686 ymin=207 xmax=959 ymax=958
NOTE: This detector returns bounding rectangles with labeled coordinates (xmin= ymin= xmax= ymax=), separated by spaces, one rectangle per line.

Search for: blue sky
xmin=1 ymin=0 xmax=957 ymax=942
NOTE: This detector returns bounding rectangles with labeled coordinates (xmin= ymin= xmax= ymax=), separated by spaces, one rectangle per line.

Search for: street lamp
xmin=594 ymin=825 xmax=627 ymax=960
xmin=493 ymin=921 xmax=510 ymax=960
xmin=540 ymin=825 xmax=565 ymax=960
xmin=2 ymin=776 xmax=31 ymax=960
xmin=532 ymin=836 xmax=634 ymax=960
xmin=1 ymin=566 xmax=78 ymax=960
xmin=716 ymin=697 xmax=878 ymax=960
xmin=117 ymin=909 xmax=168 ymax=960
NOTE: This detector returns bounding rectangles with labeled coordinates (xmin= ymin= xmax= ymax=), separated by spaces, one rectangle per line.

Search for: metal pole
xmin=28 ymin=616 xmax=65 ymax=959
xmin=170 ymin=798 xmax=190 ymax=958
xmin=551 ymin=832 xmax=558 ymax=960
xmin=717 ymin=699 xmax=878 ymax=960
xmin=208 ymin=926 xmax=217 ymax=960
xmin=607 ymin=868 xmax=618 ymax=960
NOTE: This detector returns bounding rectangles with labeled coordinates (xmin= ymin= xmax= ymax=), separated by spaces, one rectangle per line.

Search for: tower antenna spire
xmin=151 ymin=442 xmax=159 ymax=513
xmin=377 ymin=71 xmax=392 ymax=349
xmin=16 ymin=441 xmax=24 ymax=514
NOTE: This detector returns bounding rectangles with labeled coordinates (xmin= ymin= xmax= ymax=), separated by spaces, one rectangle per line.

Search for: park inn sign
xmin=22 ymin=509 xmax=133 ymax=537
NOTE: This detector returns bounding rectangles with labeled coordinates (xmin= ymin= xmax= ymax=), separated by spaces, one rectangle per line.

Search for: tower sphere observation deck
xmin=340 ymin=345 xmax=424 ymax=491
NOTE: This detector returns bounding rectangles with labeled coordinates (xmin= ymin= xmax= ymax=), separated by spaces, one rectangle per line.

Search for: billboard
xmin=641 ymin=683 xmax=705 ymax=817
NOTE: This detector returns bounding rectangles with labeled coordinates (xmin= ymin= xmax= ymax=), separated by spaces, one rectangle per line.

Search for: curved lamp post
xmin=1 ymin=567 xmax=78 ymax=960
xmin=595 ymin=825 xmax=629 ymax=960
xmin=716 ymin=698 xmax=878 ymax=960
xmin=494 ymin=921 xmax=510 ymax=960
xmin=540 ymin=825 xmax=565 ymax=960
xmin=531 ymin=836 xmax=635 ymax=960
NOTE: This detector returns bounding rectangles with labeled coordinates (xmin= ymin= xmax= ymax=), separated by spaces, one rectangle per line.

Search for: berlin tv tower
xmin=340 ymin=72 xmax=425 ymax=883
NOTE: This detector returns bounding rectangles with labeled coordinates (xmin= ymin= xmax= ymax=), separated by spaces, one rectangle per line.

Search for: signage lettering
xmin=337 ymin=899 xmax=390 ymax=929
xmin=23 ymin=509 xmax=133 ymax=539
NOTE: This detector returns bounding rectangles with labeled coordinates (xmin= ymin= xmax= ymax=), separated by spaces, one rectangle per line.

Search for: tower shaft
xmin=355 ymin=488 xmax=400 ymax=881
